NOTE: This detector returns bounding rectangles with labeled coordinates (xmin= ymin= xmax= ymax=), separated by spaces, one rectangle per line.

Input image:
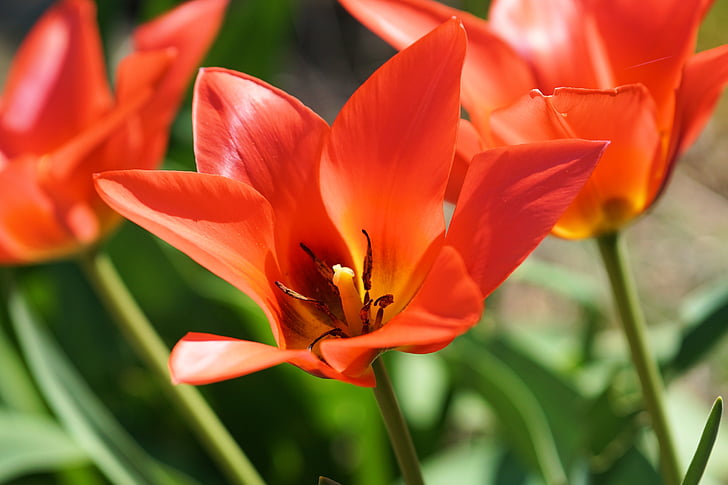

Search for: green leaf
xmin=481 ymin=335 xmax=587 ymax=468
xmin=509 ymin=257 xmax=603 ymax=310
xmin=0 ymin=310 xmax=46 ymax=413
xmin=0 ymin=410 xmax=89 ymax=483
xmin=450 ymin=339 xmax=568 ymax=485
xmin=6 ymin=282 xmax=197 ymax=485
xmin=666 ymin=282 xmax=728 ymax=378
xmin=420 ymin=440 xmax=498 ymax=485
xmin=593 ymin=445 xmax=661 ymax=485
xmin=682 ymin=397 xmax=723 ymax=485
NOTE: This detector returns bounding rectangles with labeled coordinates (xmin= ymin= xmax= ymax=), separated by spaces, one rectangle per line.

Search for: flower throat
xmin=275 ymin=230 xmax=394 ymax=349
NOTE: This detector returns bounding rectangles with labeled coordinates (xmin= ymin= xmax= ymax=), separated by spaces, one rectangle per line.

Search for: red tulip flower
xmin=340 ymin=0 xmax=728 ymax=238
xmin=95 ymin=20 xmax=607 ymax=387
xmin=0 ymin=0 xmax=227 ymax=263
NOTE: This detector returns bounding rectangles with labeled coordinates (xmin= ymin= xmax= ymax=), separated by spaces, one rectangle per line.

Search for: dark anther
xmin=361 ymin=229 xmax=373 ymax=292
xmin=373 ymin=307 xmax=386 ymax=330
xmin=374 ymin=294 xmax=394 ymax=308
xmin=275 ymin=280 xmax=315 ymax=301
xmin=360 ymin=297 xmax=373 ymax=334
xmin=372 ymin=294 xmax=393 ymax=330
xmin=299 ymin=242 xmax=339 ymax=296
xmin=308 ymin=327 xmax=348 ymax=350
xmin=275 ymin=281 xmax=342 ymax=325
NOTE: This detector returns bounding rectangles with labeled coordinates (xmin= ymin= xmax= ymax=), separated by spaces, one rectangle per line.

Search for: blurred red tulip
xmin=340 ymin=0 xmax=728 ymax=238
xmin=0 ymin=0 xmax=227 ymax=263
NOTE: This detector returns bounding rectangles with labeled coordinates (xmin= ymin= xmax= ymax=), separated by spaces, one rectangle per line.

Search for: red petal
xmin=45 ymin=80 xmax=155 ymax=181
xmin=490 ymin=86 xmax=663 ymax=238
xmin=193 ymin=67 xmax=329 ymax=213
xmin=490 ymin=0 xmax=605 ymax=92
xmin=319 ymin=246 xmax=482 ymax=375
xmin=321 ymin=19 xmax=465 ymax=308
xmin=446 ymin=119 xmax=483 ymax=203
xmin=447 ymin=139 xmax=608 ymax=296
xmin=0 ymin=157 xmax=78 ymax=263
xmin=192 ymin=67 xmax=349 ymax=290
xmin=671 ymin=45 xmax=728 ymax=160
xmin=586 ymin=0 xmax=704 ymax=129
xmin=94 ymin=170 xmax=278 ymax=318
xmin=0 ymin=0 xmax=112 ymax=156
xmin=170 ymin=332 xmax=375 ymax=387
xmin=169 ymin=333 xmax=310 ymax=385
xmin=338 ymin=0 xmax=533 ymax=133
xmin=132 ymin=0 xmax=228 ymax=130
xmin=97 ymin=50 xmax=176 ymax=174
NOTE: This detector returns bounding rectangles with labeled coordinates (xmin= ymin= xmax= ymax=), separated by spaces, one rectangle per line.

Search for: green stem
xmin=597 ymin=232 xmax=681 ymax=485
xmin=371 ymin=357 xmax=425 ymax=485
xmin=77 ymin=249 xmax=265 ymax=485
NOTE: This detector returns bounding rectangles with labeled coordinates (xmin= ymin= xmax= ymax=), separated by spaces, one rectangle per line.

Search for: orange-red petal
xmin=169 ymin=333 xmax=311 ymax=385
xmin=671 ymin=45 xmax=728 ymax=160
xmin=585 ymin=0 xmax=703 ymax=129
xmin=192 ymin=67 xmax=349 ymax=291
xmin=489 ymin=0 xmax=601 ymax=91
xmin=0 ymin=157 xmax=78 ymax=263
xmin=193 ymin=67 xmax=328 ymax=214
xmin=132 ymin=0 xmax=228 ymax=132
xmin=446 ymin=119 xmax=483 ymax=203
xmin=447 ymin=139 xmax=608 ymax=295
xmin=320 ymin=19 xmax=465 ymax=307
xmin=338 ymin=0 xmax=533 ymax=133
xmin=170 ymin=332 xmax=376 ymax=387
xmin=94 ymin=170 xmax=278 ymax=318
xmin=490 ymin=86 xmax=663 ymax=238
xmin=0 ymin=0 xmax=112 ymax=157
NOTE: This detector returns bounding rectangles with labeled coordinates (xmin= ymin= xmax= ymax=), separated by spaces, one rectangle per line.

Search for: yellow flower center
xmin=332 ymin=264 xmax=362 ymax=330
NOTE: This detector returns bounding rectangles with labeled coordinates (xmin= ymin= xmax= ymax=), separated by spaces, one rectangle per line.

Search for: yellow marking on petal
xmin=332 ymin=264 xmax=362 ymax=331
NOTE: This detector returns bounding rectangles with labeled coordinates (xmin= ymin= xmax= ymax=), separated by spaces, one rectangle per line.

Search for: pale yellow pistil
xmin=332 ymin=264 xmax=364 ymax=333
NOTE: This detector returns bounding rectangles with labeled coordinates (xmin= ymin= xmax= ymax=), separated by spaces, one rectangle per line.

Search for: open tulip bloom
xmin=0 ymin=0 xmax=227 ymax=264
xmin=340 ymin=0 xmax=728 ymax=238
xmin=96 ymin=19 xmax=607 ymax=387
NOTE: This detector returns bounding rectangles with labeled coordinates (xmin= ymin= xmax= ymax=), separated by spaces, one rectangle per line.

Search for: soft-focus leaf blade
xmin=509 ymin=257 xmax=603 ymax=310
xmin=593 ymin=445 xmax=661 ymax=485
xmin=0 ymin=306 xmax=45 ymax=413
xmin=7 ymin=282 xmax=196 ymax=485
xmin=0 ymin=410 xmax=89 ymax=482
xmin=450 ymin=339 xmax=568 ymax=485
xmin=481 ymin=335 xmax=586 ymax=468
xmin=666 ymin=282 xmax=728 ymax=378
xmin=682 ymin=397 xmax=723 ymax=485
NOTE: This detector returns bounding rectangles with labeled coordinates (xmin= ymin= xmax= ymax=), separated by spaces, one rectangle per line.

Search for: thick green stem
xmin=77 ymin=249 xmax=265 ymax=485
xmin=597 ymin=232 xmax=681 ymax=485
xmin=371 ymin=357 xmax=425 ymax=485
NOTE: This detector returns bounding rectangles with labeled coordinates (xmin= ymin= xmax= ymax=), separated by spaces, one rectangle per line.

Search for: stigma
xmin=332 ymin=264 xmax=363 ymax=331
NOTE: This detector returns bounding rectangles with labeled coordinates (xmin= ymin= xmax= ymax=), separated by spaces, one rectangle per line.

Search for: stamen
xmin=300 ymin=242 xmax=338 ymax=294
xmin=374 ymin=294 xmax=394 ymax=308
xmin=373 ymin=307 xmax=385 ymax=330
xmin=360 ymin=296 xmax=373 ymax=334
xmin=308 ymin=327 xmax=347 ymax=351
xmin=332 ymin=264 xmax=362 ymax=329
xmin=361 ymin=229 xmax=373 ymax=292
xmin=372 ymin=294 xmax=394 ymax=331
xmin=274 ymin=281 xmax=342 ymax=325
